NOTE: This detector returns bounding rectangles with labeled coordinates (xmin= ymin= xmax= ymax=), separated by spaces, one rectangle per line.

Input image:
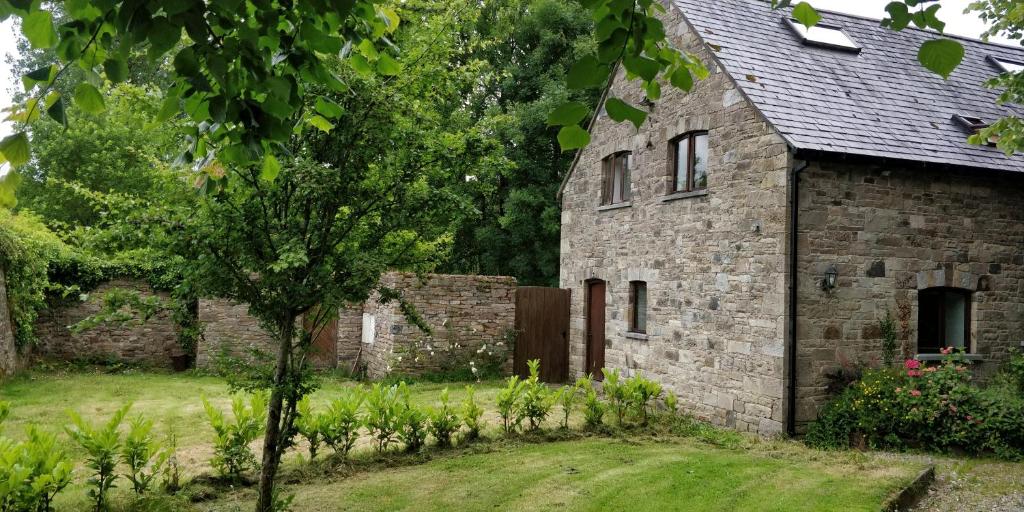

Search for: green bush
xmin=1004 ymin=349 xmax=1024 ymax=394
xmin=365 ymin=384 xmax=403 ymax=453
xmin=806 ymin=351 xmax=1024 ymax=459
xmin=556 ymin=381 xmax=580 ymax=429
xmin=624 ymin=372 xmax=663 ymax=426
xmin=664 ymin=391 xmax=678 ymax=415
xmin=295 ymin=397 xmax=327 ymax=459
xmin=0 ymin=424 xmax=74 ymax=512
xmin=520 ymin=360 xmax=555 ymax=431
xmin=66 ymin=404 xmax=130 ymax=512
xmin=461 ymin=385 xmax=485 ymax=440
xmin=578 ymin=375 xmax=605 ymax=429
xmin=122 ymin=415 xmax=169 ymax=495
xmin=601 ymin=368 xmax=630 ymax=425
xmin=398 ymin=383 xmax=428 ymax=453
xmin=428 ymin=388 xmax=460 ymax=447
xmin=322 ymin=386 xmax=364 ymax=458
xmin=202 ymin=393 xmax=267 ymax=478
xmin=496 ymin=375 xmax=525 ymax=434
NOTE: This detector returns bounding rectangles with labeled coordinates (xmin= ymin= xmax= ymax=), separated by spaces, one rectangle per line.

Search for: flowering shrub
xmin=806 ymin=349 xmax=1024 ymax=460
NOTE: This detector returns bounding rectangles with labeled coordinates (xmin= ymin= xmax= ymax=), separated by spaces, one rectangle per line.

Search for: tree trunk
xmin=256 ymin=317 xmax=295 ymax=512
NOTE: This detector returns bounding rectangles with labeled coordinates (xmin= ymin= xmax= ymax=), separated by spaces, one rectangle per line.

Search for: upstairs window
xmin=670 ymin=132 xmax=709 ymax=193
xmin=918 ymin=288 xmax=971 ymax=354
xmin=629 ymin=281 xmax=647 ymax=334
xmin=786 ymin=19 xmax=861 ymax=52
xmin=952 ymin=114 xmax=998 ymax=146
xmin=989 ymin=56 xmax=1024 ymax=74
xmin=602 ymin=152 xmax=631 ymax=205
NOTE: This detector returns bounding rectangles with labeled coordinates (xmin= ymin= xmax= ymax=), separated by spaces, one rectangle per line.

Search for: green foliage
xmin=601 ymin=368 xmax=629 ymax=425
xmin=365 ymin=384 xmax=403 ymax=453
xmin=806 ymin=352 xmax=1024 ymax=459
xmin=624 ymin=372 xmax=663 ymax=426
xmin=520 ymin=360 xmax=555 ymax=431
xmin=121 ymin=415 xmax=169 ymax=495
xmin=0 ymin=425 xmax=74 ymax=512
xmin=428 ymin=388 xmax=460 ymax=448
xmin=321 ymin=387 xmax=365 ymax=458
xmin=879 ymin=311 xmax=899 ymax=368
xmin=664 ymin=391 xmax=678 ymax=416
xmin=496 ymin=376 xmax=526 ymax=435
xmin=461 ymin=385 xmax=485 ymax=441
xmin=578 ymin=375 xmax=606 ymax=429
xmin=398 ymin=383 xmax=428 ymax=453
xmin=65 ymin=404 xmax=130 ymax=512
xmin=295 ymin=398 xmax=327 ymax=460
xmin=1006 ymin=350 xmax=1024 ymax=394
xmin=202 ymin=393 xmax=268 ymax=478
xmin=556 ymin=382 xmax=581 ymax=429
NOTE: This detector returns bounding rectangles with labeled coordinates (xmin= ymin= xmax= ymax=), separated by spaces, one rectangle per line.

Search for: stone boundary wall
xmin=795 ymin=160 xmax=1024 ymax=430
xmin=198 ymin=272 xmax=518 ymax=379
xmin=32 ymin=279 xmax=183 ymax=368
xmin=0 ymin=267 xmax=17 ymax=378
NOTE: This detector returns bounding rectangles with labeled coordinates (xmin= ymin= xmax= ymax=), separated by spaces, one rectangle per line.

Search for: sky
xmin=0 ymin=1 xmax=1018 ymax=140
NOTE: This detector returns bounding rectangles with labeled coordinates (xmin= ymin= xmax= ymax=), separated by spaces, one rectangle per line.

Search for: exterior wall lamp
xmin=822 ymin=264 xmax=838 ymax=292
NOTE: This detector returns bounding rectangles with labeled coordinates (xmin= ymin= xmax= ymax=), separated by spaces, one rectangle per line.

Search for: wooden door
xmin=303 ymin=310 xmax=338 ymax=369
xmin=586 ymin=280 xmax=606 ymax=380
xmin=514 ymin=287 xmax=570 ymax=382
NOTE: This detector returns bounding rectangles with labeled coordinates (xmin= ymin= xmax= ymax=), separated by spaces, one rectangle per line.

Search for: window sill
xmin=915 ymin=353 xmax=984 ymax=362
xmin=625 ymin=331 xmax=649 ymax=341
xmin=597 ymin=202 xmax=632 ymax=212
xmin=660 ymin=189 xmax=708 ymax=203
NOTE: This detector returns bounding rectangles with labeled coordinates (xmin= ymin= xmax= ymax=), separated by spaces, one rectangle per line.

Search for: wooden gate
xmin=514 ymin=287 xmax=570 ymax=383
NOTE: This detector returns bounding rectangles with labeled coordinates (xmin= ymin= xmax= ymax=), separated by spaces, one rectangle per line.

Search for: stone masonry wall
xmin=0 ymin=267 xmax=17 ymax=378
xmin=33 ymin=279 xmax=182 ymax=367
xmin=361 ymin=273 xmax=517 ymax=380
xmin=795 ymin=160 xmax=1024 ymax=429
xmin=559 ymin=3 xmax=792 ymax=436
xmin=196 ymin=298 xmax=278 ymax=369
xmin=336 ymin=303 xmax=363 ymax=370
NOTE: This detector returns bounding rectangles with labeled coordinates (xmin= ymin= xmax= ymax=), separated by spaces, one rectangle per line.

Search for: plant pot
xmin=170 ymin=354 xmax=193 ymax=372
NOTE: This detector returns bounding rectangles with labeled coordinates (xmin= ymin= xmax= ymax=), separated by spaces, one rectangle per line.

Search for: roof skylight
xmin=786 ymin=19 xmax=861 ymax=52
xmin=989 ymin=56 xmax=1024 ymax=74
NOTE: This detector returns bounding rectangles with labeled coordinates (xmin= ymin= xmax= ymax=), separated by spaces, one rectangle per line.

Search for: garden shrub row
xmin=806 ymin=349 xmax=1024 ymax=460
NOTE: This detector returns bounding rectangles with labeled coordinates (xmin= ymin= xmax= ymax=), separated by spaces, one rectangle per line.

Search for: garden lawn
xmin=200 ymin=437 xmax=920 ymax=512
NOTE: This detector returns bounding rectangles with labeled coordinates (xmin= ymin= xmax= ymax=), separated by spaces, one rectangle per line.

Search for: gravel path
xmin=912 ymin=458 xmax=1024 ymax=512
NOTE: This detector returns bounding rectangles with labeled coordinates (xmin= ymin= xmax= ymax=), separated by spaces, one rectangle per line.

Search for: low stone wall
xmin=0 ymin=267 xmax=17 ymax=378
xmin=197 ymin=272 xmax=518 ymax=379
xmin=360 ymin=273 xmax=517 ymax=379
xmin=33 ymin=279 xmax=183 ymax=368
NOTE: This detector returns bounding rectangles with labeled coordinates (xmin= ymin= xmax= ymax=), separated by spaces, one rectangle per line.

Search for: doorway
xmin=585 ymin=279 xmax=606 ymax=380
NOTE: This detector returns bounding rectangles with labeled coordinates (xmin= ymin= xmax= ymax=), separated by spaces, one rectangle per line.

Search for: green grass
xmin=0 ymin=370 xmax=926 ymax=511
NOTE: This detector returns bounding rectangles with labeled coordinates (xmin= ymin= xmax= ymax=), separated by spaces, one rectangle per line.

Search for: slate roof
xmin=674 ymin=0 xmax=1024 ymax=173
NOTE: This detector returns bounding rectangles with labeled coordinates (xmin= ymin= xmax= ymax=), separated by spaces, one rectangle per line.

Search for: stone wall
xmin=33 ymin=279 xmax=183 ymax=367
xmin=197 ymin=273 xmax=518 ymax=379
xmin=794 ymin=160 xmax=1024 ymax=429
xmin=559 ymin=3 xmax=791 ymax=436
xmin=0 ymin=267 xmax=17 ymax=378
xmin=361 ymin=273 xmax=517 ymax=379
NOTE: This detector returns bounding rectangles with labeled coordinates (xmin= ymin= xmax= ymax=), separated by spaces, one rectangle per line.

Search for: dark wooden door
xmin=303 ymin=310 xmax=338 ymax=369
xmin=514 ymin=287 xmax=570 ymax=383
xmin=586 ymin=280 xmax=606 ymax=380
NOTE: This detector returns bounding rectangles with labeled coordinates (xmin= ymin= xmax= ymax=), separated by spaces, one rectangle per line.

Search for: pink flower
xmin=966 ymin=415 xmax=973 ymax=421
xmin=907 ymin=369 xmax=922 ymax=378
xmin=949 ymin=405 xmax=958 ymax=413
xmin=941 ymin=346 xmax=953 ymax=355
xmin=925 ymin=367 xmax=937 ymax=373
xmin=904 ymin=359 xmax=921 ymax=370
xmin=910 ymin=389 xmax=922 ymax=397
xmin=895 ymin=387 xmax=902 ymax=393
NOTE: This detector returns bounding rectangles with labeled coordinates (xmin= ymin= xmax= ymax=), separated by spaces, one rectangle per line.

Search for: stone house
xmin=559 ymin=0 xmax=1024 ymax=435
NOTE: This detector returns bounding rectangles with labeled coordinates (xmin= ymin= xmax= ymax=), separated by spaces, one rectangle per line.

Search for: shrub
xmin=806 ymin=349 xmax=1024 ymax=459
xmin=295 ymin=397 xmax=327 ymax=459
xmin=122 ymin=415 xmax=169 ymax=495
xmin=0 ymin=427 xmax=74 ymax=512
xmin=879 ymin=310 xmax=899 ymax=367
xmin=322 ymin=386 xmax=364 ymax=458
xmin=601 ymin=368 xmax=630 ymax=425
xmin=664 ymin=391 xmax=678 ymax=415
xmin=461 ymin=385 xmax=485 ymax=440
xmin=624 ymin=372 xmax=662 ymax=425
xmin=428 ymin=388 xmax=460 ymax=447
xmin=202 ymin=393 xmax=267 ymax=478
xmin=578 ymin=375 xmax=605 ymax=429
xmin=398 ymin=383 xmax=428 ymax=453
xmin=496 ymin=375 xmax=525 ymax=434
xmin=365 ymin=383 xmax=403 ymax=453
xmin=520 ymin=360 xmax=555 ymax=431
xmin=1004 ymin=349 xmax=1024 ymax=394
xmin=556 ymin=382 xmax=580 ymax=429
xmin=161 ymin=432 xmax=181 ymax=493
xmin=66 ymin=404 xmax=130 ymax=512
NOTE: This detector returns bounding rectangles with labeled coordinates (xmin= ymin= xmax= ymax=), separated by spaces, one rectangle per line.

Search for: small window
xmin=952 ymin=114 xmax=998 ymax=146
xmin=629 ymin=281 xmax=647 ymax=334
xmin=670 ymin=132 xmax=709 ymax=193
xmin=786 ymin=19 xmax=861 ymax=52
xmin=602 ymin=152 xmax=631 ymax=205
xmin=918 ymin=288 xmax=971 ymax=354
xmin=989 ymin=56 xmax=1024 ymax=74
